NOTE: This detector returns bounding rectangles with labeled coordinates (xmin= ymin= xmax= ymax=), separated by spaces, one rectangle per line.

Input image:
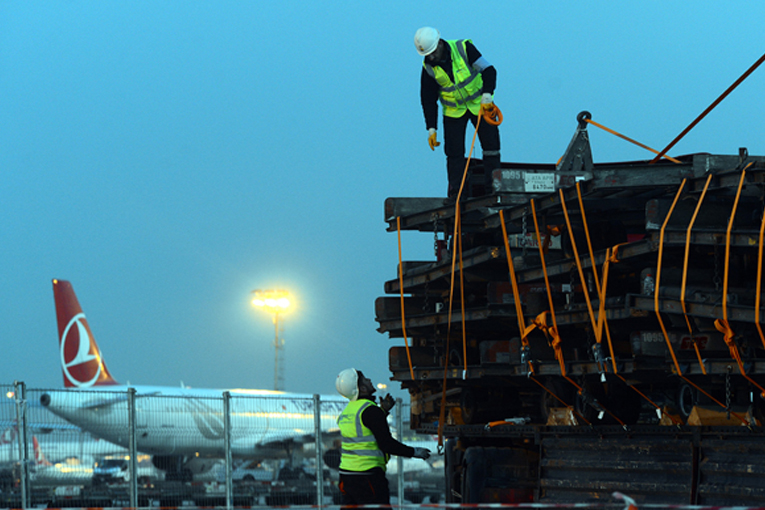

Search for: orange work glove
xmin=427 ymin=128 xmax=440 ymax=151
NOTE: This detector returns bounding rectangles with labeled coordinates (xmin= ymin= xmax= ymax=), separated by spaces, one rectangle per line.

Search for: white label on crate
xmin=524 ymin=173 xmax=555 ymax=192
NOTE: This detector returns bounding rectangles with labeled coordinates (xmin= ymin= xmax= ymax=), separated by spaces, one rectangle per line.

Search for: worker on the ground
xmin=335 ymin=368 xmax=431 ymax=505
xmin=415 ymin=26 xmax=501 ymax=202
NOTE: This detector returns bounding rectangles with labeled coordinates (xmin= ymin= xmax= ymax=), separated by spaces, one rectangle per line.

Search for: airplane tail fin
xmin=32 ymin=437 xmax=52 ymax=467
xmin=0 ymin=423 xmax=17 ymax=446
xmin=53 ymin=279 xmax=119 ymax=388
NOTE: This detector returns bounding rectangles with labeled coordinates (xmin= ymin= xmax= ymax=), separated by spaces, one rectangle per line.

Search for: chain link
xmin=425 ymin=215 xmax=441 ymax=314
xmin=726 ymin=366 xmax=732 ymax=420
xmin=713 ymin=238 xmax=722 ymax=292
xmin=566 ymin=266 xmax=577 ymax=310
xmin=432 ymin=214 xmax=440 ymax=259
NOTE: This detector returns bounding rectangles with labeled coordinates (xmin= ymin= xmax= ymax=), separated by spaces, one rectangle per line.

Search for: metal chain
xmin=432 ymin=214 xmax=440 ymax=259
xmin=726 ymin=366 xmax=732 ymax=420
xmin=713 ymin=238 xmax=722 ymax=292
xmin=521 ymin=209 xmax=528 ymax=257
xmin=425 ymin=216 xmax=441 ymax=314
xmin=566 ymin=267 xmax=577 ymax=310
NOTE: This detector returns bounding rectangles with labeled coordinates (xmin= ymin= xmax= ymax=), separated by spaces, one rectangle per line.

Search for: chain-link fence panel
xmin=389 ymin=401 xmax=445 ymax=504
xmin=230 ymin=393 xmax=344 ymax=505
xmin=0 ymin=383 xmax=23 ymax=504
xmin=29 ymin=387 xmax=133 ymax=507
xmin=10 ymin=385 xmax=443 ymax=508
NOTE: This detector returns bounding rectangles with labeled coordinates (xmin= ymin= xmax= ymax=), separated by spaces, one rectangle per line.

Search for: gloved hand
xmin=412 ymin=447 xmax=431 ymax=460
xmin=379 ymin=394 xmax=395 ymax=414
xmin=427 ymin=128 xmax=440 ymax=151
xmin=480 ymin=92 xmax=495 ymax=112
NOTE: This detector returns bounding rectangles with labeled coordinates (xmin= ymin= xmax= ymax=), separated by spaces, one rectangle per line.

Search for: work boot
xmin=483 ymin=154 xmax=501 ymax=195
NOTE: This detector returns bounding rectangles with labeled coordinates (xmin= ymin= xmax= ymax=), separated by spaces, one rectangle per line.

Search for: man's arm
xmin=420 ymin=68 xmax=440 ymax=130
xmin=466 ymin=41 xmax=496 ymax=94
xmin=361 ymin=404 xmax=415 ymax=457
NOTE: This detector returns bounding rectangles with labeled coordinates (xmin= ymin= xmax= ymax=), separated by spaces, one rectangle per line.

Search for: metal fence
xmin=0 ymin=382 xmax=442 ymax=508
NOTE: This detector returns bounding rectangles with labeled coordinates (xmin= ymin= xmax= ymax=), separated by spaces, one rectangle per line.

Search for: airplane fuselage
xmin=41 ymin=385 xmax=346 ymax=459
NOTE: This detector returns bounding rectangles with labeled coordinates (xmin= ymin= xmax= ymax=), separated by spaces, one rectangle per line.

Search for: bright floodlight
xmin=251 ymin=289 xmax=292 ymax=391
xmin=251 ymin=290 xmax=291 ymax=314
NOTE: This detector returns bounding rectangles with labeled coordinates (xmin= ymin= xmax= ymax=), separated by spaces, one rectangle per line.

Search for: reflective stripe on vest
xmin=423 ymin=39 xmax=483 ymax=118
xmin=337 ymin=400 xmax=387 ymax=471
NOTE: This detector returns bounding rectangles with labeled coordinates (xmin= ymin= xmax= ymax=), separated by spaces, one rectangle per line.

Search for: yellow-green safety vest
xmin=423 ymin=39 xmax=484 ymax=118
xmin=337 ymin=400 xmax=388 ymax=472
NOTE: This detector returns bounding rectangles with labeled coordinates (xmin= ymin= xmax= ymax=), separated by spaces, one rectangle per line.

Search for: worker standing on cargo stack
xmin=415 ymin=26 xmax=501 ymax=203
xmin=335 ymin=368 xmax=431 ymax=505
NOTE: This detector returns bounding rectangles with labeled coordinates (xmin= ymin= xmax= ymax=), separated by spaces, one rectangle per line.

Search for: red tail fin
xmin=52 ymin=279 xmax=118 ymax=388
xmin=0 ymin=424 xmax=17 ymax=446
xmin=32 ymin=437 xmax=52 ymax=467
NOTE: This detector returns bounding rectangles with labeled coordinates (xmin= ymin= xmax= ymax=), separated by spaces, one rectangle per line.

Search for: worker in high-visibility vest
xmin=335 ymin=368 xmax=431 ymax=505
xmin=415 ymin=26 xmax=501 ymax=203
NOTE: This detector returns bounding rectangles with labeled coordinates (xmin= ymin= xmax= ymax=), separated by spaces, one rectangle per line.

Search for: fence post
xmin=223 ymin=391 xmax=233 ymax=509
xmin=127 ymin=387 xmax=137 ymax=508
xmin=14 ymin=381 xmax=28 ymax=510
xmin=313 ymin=394 xmax=323 ymax=506
xmin=396 ymin=397 xmax=404 ymax=504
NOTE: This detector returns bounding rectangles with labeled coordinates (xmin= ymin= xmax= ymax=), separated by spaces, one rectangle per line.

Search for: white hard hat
xmin=336 ymin=368 xmax=359 ymax=401
xmin=414 ymin=27 xmax=440 ymax=56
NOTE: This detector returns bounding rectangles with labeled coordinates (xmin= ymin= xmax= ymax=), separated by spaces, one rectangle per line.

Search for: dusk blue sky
xmin=2 ymin=2 xmax=764 ymax=398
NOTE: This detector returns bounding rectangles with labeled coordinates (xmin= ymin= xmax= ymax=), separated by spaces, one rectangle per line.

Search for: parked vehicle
xmin=93 ymin=455 xmax=164 ymax=485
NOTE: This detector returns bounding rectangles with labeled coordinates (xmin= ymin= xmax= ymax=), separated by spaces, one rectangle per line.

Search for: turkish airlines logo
xmin=0 ymin=426 xmax=16 ymax=446
xmin=60 ymin=313 xmax=102 ymax=388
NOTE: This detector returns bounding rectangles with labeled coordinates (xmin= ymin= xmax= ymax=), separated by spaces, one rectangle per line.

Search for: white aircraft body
xmin=28 ymin=436 xmax=95 ymax=487
xmin=386 ymin=440 xmax=443 ymax=503
xmin=385 ymin=440 xmax=439 ymax=478
xmin=0 ymin=425 xmax=122 ymax=473
xmin=40 ymin=280 xmax=346 ymax=479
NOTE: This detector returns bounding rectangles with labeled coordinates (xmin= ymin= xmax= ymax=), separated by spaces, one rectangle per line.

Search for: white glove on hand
xmin=481 ymin=92 xmax=494 ymax=104
xmin=412 ymin=447 xmax=431 ymax=460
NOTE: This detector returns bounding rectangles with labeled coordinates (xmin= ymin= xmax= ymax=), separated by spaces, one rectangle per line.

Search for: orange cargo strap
xmin=597 ymin=247 xmax=618 ymax=374
xmin=598 ymin=241 xmax=678 ymax=423
xmin=654 ymin=179 xmax=748 ymax=424
xmin=575 ymin=182 xmax=618 ymax=372
xmin=654 ymin=180 xmax=686 ymax=375
xmin=444 ymin=214 xmax=468 ymax=374
xmin=395 ymin=217 xmax=416 ymax=382
xmin=575 ymin=182 xmax=602 ymax=298
xmin=482 ymin=103 xmax=503 ymax=126
xmin=713 ymin=166 xmax=765 ymax=398
xmin=530 ymin=201 xmax=588 ymax=392
xmin=532 ymin=198 xmax=627 ymax=426
xmin=438 ymin=113 xmax=482 ymax=448
xmin=680 ymin=174 xmax=713 ymax=374
xmin=559 ymin=190 xmax=602 ymax=366
xmin=499 ymin=209 xmax=535 ymax=374
xmin=756 ymin=200 xmax=765 ymax=349
xmin=530 ymin=200 xmax=568 ymax=377
xmin=603 ymin=246 xmax=679 ymax=422
xmin=609 ymin=242 xmax=628 ymax=264
xmin=583 ymin=118 xmax=681 ymax=164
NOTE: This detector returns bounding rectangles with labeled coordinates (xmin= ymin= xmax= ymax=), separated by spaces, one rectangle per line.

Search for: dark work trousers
xmin=443 ymin=111 xmax=501 ymax=198
xmin=339 ymin=468 xmax=390 ymax=505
